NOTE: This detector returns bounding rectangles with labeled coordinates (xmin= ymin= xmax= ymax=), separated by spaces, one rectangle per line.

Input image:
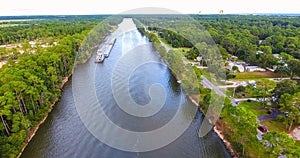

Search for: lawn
xmin=233 ymin=86 xmax=261 ymax=99
xmin=239 ymin=101 xmax=288 ymax=133
xmin=174 ymin=47 xmax=191 ymax=54
xmin=235 ymin=71 xmax=283 ymax=80
xmin=225 ymin=87 xmax=235 ymax=97
xmin=262 ymin=119 xmax=287 ymax=133
xmin=159 ymin=38 xmax=172 ymax=47
xmin=239 ymin=101 xmax=266 ymax=116
xmin=243 ymin=140 xmax=269 ymax=158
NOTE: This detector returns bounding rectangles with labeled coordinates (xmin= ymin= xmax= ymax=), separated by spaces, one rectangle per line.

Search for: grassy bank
xmin=235 ymin=71 xmax=283 ymax=80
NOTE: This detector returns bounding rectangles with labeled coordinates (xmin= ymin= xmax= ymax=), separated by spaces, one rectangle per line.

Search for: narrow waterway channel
xmin=21 ymin=19 xmax=231 ymax=158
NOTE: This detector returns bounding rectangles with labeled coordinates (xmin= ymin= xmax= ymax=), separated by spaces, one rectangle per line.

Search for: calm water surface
xmin=21 ymin=20 xmax=231 ymax=158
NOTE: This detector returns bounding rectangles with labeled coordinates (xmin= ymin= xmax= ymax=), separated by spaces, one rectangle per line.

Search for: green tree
xmin=263 ymin=131 xmax=300 ymax=157
xmin=234 ymin=107 xmax=258 ymax=155
xmin=276 ymin=65 xmax=290 ymax=79
xmin=232 ymin=66 xmax=239 ymax=72
xmin=287 ymin=59 xmax=300 ymax=78
xmin=255 ymin=79 xmax=276 ymax=106
xmin=273 ymin=80 xmax=297 ymax=101
xmin=280 ymin=52 xmax=293 ymax=62
xmin=280 ymin=92 xmax=300 ymax=131
xmin=258 ymin=45 xmax=272 ymax=54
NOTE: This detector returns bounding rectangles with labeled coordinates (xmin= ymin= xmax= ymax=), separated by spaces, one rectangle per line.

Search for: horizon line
xmin=0 ymin=13 xmax=300 ymax=17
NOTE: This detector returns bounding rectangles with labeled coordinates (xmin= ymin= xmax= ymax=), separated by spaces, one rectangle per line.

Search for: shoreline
xmin=138 ymin=23 xmax=239 ymax=157
xmin=137 ymin=25 xmax=239 ymax=157
xmin=16 ymin=26 xmax=117 ymax=158
xmin=17 ymin=21 xmax=236 ymax=157
xmin=188 ymin=96 xmax=239 ymax=158
xmin=153 ymin=41 xmax=239 ymax=157
xmin=17 ymin=74 xmax=72 ymax=158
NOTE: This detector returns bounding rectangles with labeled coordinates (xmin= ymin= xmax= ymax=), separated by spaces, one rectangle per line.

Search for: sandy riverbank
xmin=188 ymin=96 xmax=239 ymax=158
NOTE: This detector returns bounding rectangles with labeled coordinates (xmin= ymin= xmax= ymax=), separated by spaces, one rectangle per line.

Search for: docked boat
xmin=95 ymin=50 xmax=105 ymax=63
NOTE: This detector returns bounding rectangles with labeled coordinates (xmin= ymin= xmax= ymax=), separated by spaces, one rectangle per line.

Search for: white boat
xmin=95 ymin=50 xmax=105 ymax=63
xmin=96 ymin=49 xmax=102 ymax=55
xmin=103 ymin=39 xmax=116 ymax=58
xmin=95 ymin=37 xmax=116 ymax=63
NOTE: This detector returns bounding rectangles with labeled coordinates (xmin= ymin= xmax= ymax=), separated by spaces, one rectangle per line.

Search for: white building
xmin=256 ymin=50 xmax=264 ymax=54
xmin=196 ymin=56 xmax=202 ymax=62
xmin=227 ymin=60 xmax=245 ymax=72
xmin=246 ymin=66 xmax=266 ymax=72
xmin=266 ymin=65 xmax=277 ymax=72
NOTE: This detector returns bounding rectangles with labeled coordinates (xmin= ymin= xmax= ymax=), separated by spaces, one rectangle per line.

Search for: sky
xmin=0 ymin=0 xmax=299 ymax=16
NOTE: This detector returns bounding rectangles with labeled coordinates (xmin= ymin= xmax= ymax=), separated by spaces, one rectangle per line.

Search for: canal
xmin=21 ymin=19 xmax=231 ymax=158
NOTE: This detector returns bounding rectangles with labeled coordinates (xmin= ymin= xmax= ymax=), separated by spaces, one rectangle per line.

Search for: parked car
xmin=258 ymin=125 xmax=267 ymax=133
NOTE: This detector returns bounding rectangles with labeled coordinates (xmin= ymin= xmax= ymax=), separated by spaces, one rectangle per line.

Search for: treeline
xmin=147 ymin=27 xmax=193 ymax=48
xmin=0 ymin=16 xmax=108 ymax=45
xmin=0 ymin=33 xmax=83 ymax=157
xmin=135 ymin=15 xmax=300 ymax=157
xmin=195 ymin=15 xmax=300 ymax=71
xmin=137 ymin=15 xmax=300 ymax=78
xmin=0 ymin=15 xmax=119 ymax=157
xmin=193 ymin=15 xmax=300 ymax=56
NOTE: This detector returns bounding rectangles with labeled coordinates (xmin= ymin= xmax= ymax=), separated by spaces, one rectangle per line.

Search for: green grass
xmin=220 ymin=118 xmax=269 ymax=157
xmin=174 ymin=47 xmax=190 ymax=54
xmin=239 ymin=101 xmax=267 ymax=116
xmin=201 ymin=69 xmax=225 ymax=86
xmin=234 ymin=88 xmax=260 ymax=99
xmin=226 ymin=87 xmax=234 ymax=97
xmin=261 ymin=119 xmax=287 ymax=132
xmin=158 ymin=38 xmax=172 ymax=47
xmin=235 ymin=71 xmax=283 ymax=80
xmin=243 ymin=140 xmax=269 ymax=158
xmin=239 ymin=101 xmax=289 ymax=134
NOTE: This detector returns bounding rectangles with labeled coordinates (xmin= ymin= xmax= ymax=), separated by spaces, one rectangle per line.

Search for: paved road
xmin=195 ymin=65 xmax=208 ymax=69
xmin=218 ymin=85 xmax=239 ymax=88
xmin=188 ymin=62 xmax=208 ymax=69
xmin=258 ymin=109 xmax=283 ymax=122
xmin=201 ymin=76 xmax=225 ymax=96
xmin=235 ymin=98 xmax=257 ymax=101
xmin=200 ymin=76 xmax=240 ymax=106
xmin=268 ymin=77 xmax=290 ymax=82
